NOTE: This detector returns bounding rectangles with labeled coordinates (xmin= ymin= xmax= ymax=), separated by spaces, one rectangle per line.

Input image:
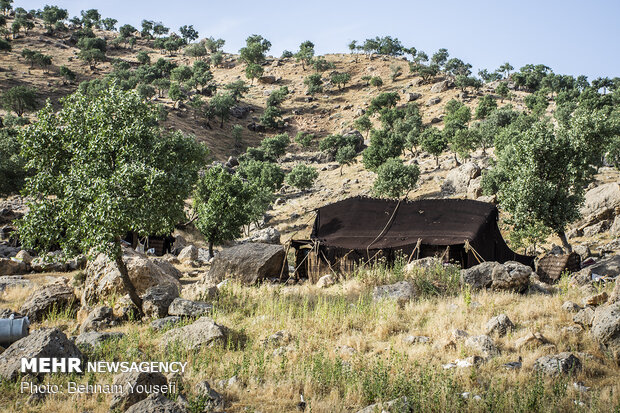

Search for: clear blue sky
xmin=16 ymin=0 xmax=620 ymax=79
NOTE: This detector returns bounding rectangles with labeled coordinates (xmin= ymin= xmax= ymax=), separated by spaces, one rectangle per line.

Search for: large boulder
xmin=441 ymin=162 xmax=481 ymax=195
xmin=491 ymin=261 xmax=532 ymax=292
xmin=461 ymin=262 xmax=499 ymax=290
xmin=534 ymin=353 xmax=582 ymax=376
xmin=207 ymin=243 xmax=287 ymax=285
xmin=0 ymin=258 xmax=27 ymax=275
xmin=611 ymin=276 xmax=620 ymax=304
xmin=79 ymin=305 xmax=115 ymax=333
xmin=465 ymin=334 xmax=500 ymax=357
xmin=591 ymin=303 xmax=620 ymax=362
xmin=75 ymin=331 xmax=124 ymax=349
xmin=177 ymin=245 xmax=198 ymax=264
xmin=125 ymin=393 xmax=187 ymax=413
xmin=160 ymin=317 xmax=228 ymax=351
xmin=110 ymin=371 xmax=168 ymax=411
xmin=485 ymin=314 xmax=515 ymax=337
xmin=19 ymin=281 xmax=77 ymax=322
xmin=0 ymin=275 xmax=31 ymax=292
xmin=430 ymin=80 xmax=450 ymax=93
xmin=579 ymin=183 xmax=620 ymax=226
xmin=82 ymin=247 xmax=181 ymax=306
xmin=0 ymin=328 xmax=83 ymax=380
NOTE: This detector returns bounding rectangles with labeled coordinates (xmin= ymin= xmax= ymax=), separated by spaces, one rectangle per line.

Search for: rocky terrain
xmin=0 ymin=8 xmax=620 ymax=413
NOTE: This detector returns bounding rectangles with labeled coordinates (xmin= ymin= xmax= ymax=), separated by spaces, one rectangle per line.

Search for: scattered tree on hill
xmin=168 ymin=82 xmax=185 ymax=108
xmin=245 ymin=63 xmax=263 ymax=84
xmin=478 ymin=69 xmax=502 ymax=83
xmin=304 ymin=73 xmax=323 ymax=95
xmin=496 ymin=82 xmax=510 ymax=102
xmin=225 ymin=80 xmax=249 ymax=102
xmin=295 ymin=40 xmax=315 ymax=70
xmin=431 ymin=48 xmax=449 ymax=68
xmin=354 ymin=114 xmax=372 ymax=137
xmin=390 ymin=64 xmax=402 ymax=81
xmin=362 ymin=128 xmax=405 ymax=171
xmin=237 ymin=160 xmax=285 ymax=192
xmin=184 ymin=43 xmax=207 ymax=59
xmin=153 ymin=22 xmax=169 ymax=37
xmin=280 ymin=50 xmax=293 ymax=58
xmin=0 ymin=38 xmax=10 ymax=52
xmin=179 ymin=24 xmax=198 ymax=44
xmin=18 ymin=86 xmax=207 ymax=313
xmin=524 ymin=91 xmax=549 ymax=116
xmin=101 ymin=17 xmax=117 ymax=31
xmin=1 ymin=86 xmax=37 ymax=117
xmin=260 ymin=133 xmax=290 ymax=160
xmin=475 ymin=95 xmax=497 ymax=119
xmin=373 ymin=158 xmax=419 ymax=198
xmin=239 ymin=34 xmax=271 ymax=66
xmin=369 ymin=76 xmax=383 ymax=88
xmin=330 ymin=72 xmax=351 ymax=90
xmin=498 ymin=62 xmax=514 ymax=79
xmin=285 ymin=164 xmax=318 ymax=190
xmin=41 ymin=5 xmax=67 ymax=33
xmin=368 ymin=92 xmax=400 ymax=115
xmin=210 ymin=92 xmax=235 ymax=127
xmin=211 ymin=51 xmax=224 ymax=67
xmin=79 ymin=48 xmax=105 ymax=69
xmin=136 ymin=51 xmax=150 ymax=65
xmin=295 ymin=131 xmax=314 ymax=148
xmin=454 ymin=74 xmax=482 ymax=92
xmin=80 ymin=9 xmax=100 ymax=28
xmin=0 ymin=0 xmax=13 ymax=15
xmin=348 ymin=40 xmax=358 ymax=62
xmin=312 ymin=57 xmax=334 ymax=73
xmin=420 ymin=127 xmax=447 ymax=166
xmin=59 ymin=65 xmax=76 ymax=84
xmin=443 ymin=99 xmax=471 ymax=163
xmin=203 ymin=37 xmax=225 ymax=53
xmin=335 ymin=145 xmax=357 ymax=175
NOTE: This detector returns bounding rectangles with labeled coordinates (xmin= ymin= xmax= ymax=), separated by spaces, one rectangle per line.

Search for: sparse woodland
xmin=0 ymin=1 xmax=619 ymax=412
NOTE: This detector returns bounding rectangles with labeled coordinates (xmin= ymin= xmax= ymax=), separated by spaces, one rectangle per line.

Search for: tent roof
xmin=311 ymin=197 xmax=499 ymax=250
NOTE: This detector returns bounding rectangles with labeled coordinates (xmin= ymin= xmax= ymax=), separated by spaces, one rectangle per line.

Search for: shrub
xmin=285 ymin=164 xmax=318 ymax=190
xmin=373 ymin=158 xmax=419 ymax=198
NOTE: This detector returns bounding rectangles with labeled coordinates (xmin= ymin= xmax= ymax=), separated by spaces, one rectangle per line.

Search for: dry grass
xmin=0 ymin=265 xmax=618 ymax=412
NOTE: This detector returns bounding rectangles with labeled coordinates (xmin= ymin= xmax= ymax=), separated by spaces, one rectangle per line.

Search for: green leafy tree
xmin=239 ymin=34 xmax=271 ymax=65
xmin=335 ymin=145 xmax=357 ymax=175
xmin=420 ymin=127 xmax=447 ymax=166
xmin=390 ymin=64 xmax=402 ymax=81
xmin=184 ymin=43 xmax=207 ymax=59
xmin=354 ymin=114 xmax=372 ymax=137
xmin=136 ymin=51 xmax=150 ymax=65
xmin=369 ymin=76 xmax=383 ymax=88
xmin=475 ymin=95 xmax=497 ymax=120
xmin=179 ymin=24 xmax=198 ymax=44
xmin=203 ymin=37 xmax=225 ymax=53
xmin=1 ymin=86 xmax=37 ymax=116
xmin=80 ymin=9 xmax=100 ymax=28
xmin=171 ymin=65 xmax=193 ymax=83
xmin=431 ymin=48 xmax=449 ymax=68
xmin=225 ymin=80 xmax=249 ymax=102
xmin=260 ymin=133 xmax=290 ymax=159
xmin=496 ymin=82 xmax=510 ymax=102
xmin=101 ymin=17 xmax=117 ymax=31
xmin=368 ymin=92 xmax=400 ymax=115
xmin=119 ymin=24 xmax=136 ymax=39
xmin=304 ymin=73 xmax=323 ymax=95
xmin=79 ymin=48 xmax=105 ymax=69
xmin=0 ymin=128 xmax=26 ymax=195
xmin=280 ymin=50 xmax=293 ymax=58
xmin=295 ymin=131 xmax=314 ymax=147
xmin=311 ymin=57 xmax=334 ymax=73
xmin=59 ymin=65 xmax=76 ymax=84
xmin=524 ymin=91 xmax=549 ymax=117
xmin=168 ymin=82 xmax=185 ymax=108
xmin=245 ymin=63 xmax=263 ymax=84
xmin=285 ymin=164 xmax=318 ymax=190
xmin=0 ymin=0 xmax=13 ymax=15
xmin=330 ymin=72 xmax=351 ymax=90
xmin=237 ymin=160 xmax=285 ymax=192
xmin=18 ymin=86 xmax=207 ymax=312
xmin=0 ymin=38 xmax=11 ymax=53
xmin=454 ymin=75 xmax=482 ymax=92
xmin=41 ymin=5 xmax=67 ymax=33
xmin=210 ymin=92 xmax=235 ymax=127
xmin=266 ymin=86 xmax=289 ymax=107
xmin=497 ymin=62 xmax=514 ymax=79
xmin=362 ymin=128 xmax=405 ymax=171
xmin=153 ymin=22 xmax=169 ymax=37
xmin=211 ymin=51 xmax=224 ymax=67
xmin=373 ymin=158 xmax=419 ymax=198
xmin=295 ymin=40 xmax=315 ymax=69
xmin=194 ymin=166 xmax=253 ymax=257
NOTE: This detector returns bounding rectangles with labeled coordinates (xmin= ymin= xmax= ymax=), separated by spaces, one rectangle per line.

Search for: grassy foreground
xmin=0 ymin=262 xmax=619 ymax=413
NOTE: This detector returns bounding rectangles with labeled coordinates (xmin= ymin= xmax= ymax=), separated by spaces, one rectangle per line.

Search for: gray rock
xmin=573 ymin=307 xmax=595 ymax=328
xmin=75 ymin=331 xmax=124 ymax=349
xmin=591 ymin=303 xmax=620 ymax=361
xmin=587 ymin=255 xmax=620 ymax=279
xmin=177 ymin=245 xmax=198 ymax=263
xmin=82 ymin=247 xmax=181 ymax=306
xmin=110 ymin=371 xmax=168 ymax=411
xmin=0 ymin=328 xmax=83 ymax=380
xmin=238 ymin=227 xmax=281 ymax=245
xmin=610 ymin=215 xmax=620 ymax=236
xmin=372 ymin=281 xmax=415 ymax=305
xmin=19 ymin=281 xmax=77 ymax=322
xmin=142 ymin=283 xmax=180 ymax=319
xmin=0 ymin=258 xmax=27 ymax=275
xmin=461 ymin=262 xmax=499 ymax=290
xmin=491 ymin=261 xmax=531 ymax=292
xmin=0 ymin=275 xmax=31 ymax=292
xmin=611 ymin=276 xmax=620 ymax=304
xmin=430 ymin=80 xmax=450 ymax=93
xmin=316 ymin=274 xmax=336 ymax=288
xmin=465 ymin=335 xmax=500 ymax=357
xmin=485 ymin=314 xmax=515 ymax=337
xmin=534 ymin=353 xmax=582 ymax=376
xmin=125 ymin=393 xmax=187 ymax=413
xmin=562 ymin=301 xmax=582 ymax=312
xmin=579 ymin=183 xmax=620 ymax=226
xmin=15 ymin=250 xmax=33 ymax=265
xmin=160 ymin=317 xmax=227 ymax=350
xmin=407 ymin=92 xmax=422 ymax=101
xmin=80 ymin=305 xmax=115 ymax=333
xmin=427 ymin=97 xmax=441 ymax=106
xmin=258 ymin=75 xmax=277 ymax=84
xmin=403 ymin=335 xmax=431 ymax=344
xmin=356 ymin=397 xmax=409 ymax=413
xmin=195 ymin=380 xmax=223 ymax=410
xmin=150 ymin=316 xmax=182 ymax=331
xmin=167 ymin=298 xmax=213 ymax=317
xmin=207 ymin=243 xmax=287 ymax=285
xmin=441 ymin=162 xmax=481 ymax=195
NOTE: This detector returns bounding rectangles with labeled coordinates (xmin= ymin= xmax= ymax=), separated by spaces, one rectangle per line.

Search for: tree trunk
xmin=557 ymin=230 xmax=572 ymax=253
xmin=114 ymin=251 xmax=144 ymax=318
xmin=208 ymin=241 xmax=214 ymax=258
xmin=453 ymin=152 xmax=460 ymax=166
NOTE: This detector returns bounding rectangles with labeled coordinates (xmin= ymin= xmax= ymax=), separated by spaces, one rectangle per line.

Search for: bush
xmin=237 ymin=160 xmax=285 ymax=192
xmin=285 ymin=164 xmax=318 ymax=190
xmin=0 ymin=128 xmax=26 ymax=196
xmin=260 ymin=133 xmax=290 ymax=160
xmin=304 ymin=73 xmax=323 ymax=95
xmin=295 ymin=131 xmax=314 ymax=148
xmin=369 ymin=76 xmax=383 ymax=88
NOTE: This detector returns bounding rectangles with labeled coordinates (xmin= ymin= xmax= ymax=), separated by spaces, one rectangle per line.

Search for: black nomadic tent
xmin=292 ymin=197 xmax=533 ymax=281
